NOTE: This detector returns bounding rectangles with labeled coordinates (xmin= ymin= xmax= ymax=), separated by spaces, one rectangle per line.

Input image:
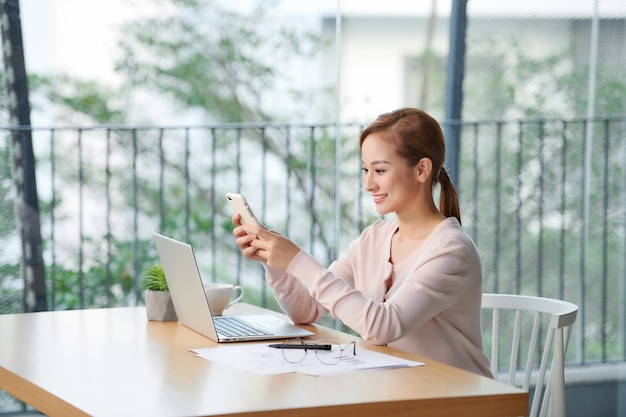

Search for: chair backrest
xmin=481 ymin=293 xmax=578 ymax=417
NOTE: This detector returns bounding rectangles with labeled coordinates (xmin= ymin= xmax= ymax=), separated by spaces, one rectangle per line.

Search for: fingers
xmin=231 ymin=215 xmax=285 ymax=265
xmin=234 ymin=231 xmax=266 ymax=261
xmin=231 ymin=215 xmax=265 ymax=261
xmin=235 ymin=231 xmax=255 ymax=247
xmin=232 ymin=214 xmax=256 ymax=238
xmin=242 ymin=245 xmax=266 ymax=262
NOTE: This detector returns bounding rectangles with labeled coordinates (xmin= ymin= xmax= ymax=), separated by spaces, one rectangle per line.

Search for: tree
xmin=116 ymin=0 xmax=327 ymax=123
xmin=0 ymin=0 xmax=47 ymax=312
xmin=21 ymin=0 xmax=344 ymax=311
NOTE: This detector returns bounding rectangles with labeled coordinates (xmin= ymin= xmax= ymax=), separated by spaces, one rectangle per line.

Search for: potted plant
xmin=143 ymin=263 xmax=177 ymax=321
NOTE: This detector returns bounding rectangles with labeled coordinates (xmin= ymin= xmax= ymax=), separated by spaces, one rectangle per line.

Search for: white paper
xmin=191 ymin=344 xmax=424 ymax=376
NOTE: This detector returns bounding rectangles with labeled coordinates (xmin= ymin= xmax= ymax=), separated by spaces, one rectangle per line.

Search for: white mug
xmin=203 ymin=283 xmax=244 ymax=316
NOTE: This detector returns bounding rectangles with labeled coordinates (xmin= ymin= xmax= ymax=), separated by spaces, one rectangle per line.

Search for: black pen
xmin=269 ymin=343 xmax=332 ymax=350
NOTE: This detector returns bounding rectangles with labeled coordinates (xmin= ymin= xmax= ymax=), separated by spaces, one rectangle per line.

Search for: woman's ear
xmin=414 ymin=157 xmax=433 ymax=183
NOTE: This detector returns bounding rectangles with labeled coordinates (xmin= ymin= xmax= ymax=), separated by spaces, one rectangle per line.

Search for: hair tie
xmin=438 ymin=167 xmax=447 ymax=183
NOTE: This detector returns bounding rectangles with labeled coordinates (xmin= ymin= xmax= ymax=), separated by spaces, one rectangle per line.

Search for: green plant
xmin=143 ymin=264 xmax=168 ymax=292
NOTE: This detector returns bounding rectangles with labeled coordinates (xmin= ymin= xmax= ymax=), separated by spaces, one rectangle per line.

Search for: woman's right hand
xmin=232 ymin=213 xmax=265 ymax=262
xmin=231 ymin=213 xmax=301 ymax=270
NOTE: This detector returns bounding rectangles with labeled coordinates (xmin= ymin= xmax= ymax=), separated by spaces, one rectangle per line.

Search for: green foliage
xmin=0 ymin=263 xmax=22 ymax=314
xmin=0 ymin=137 xmax=15 ymax=239
xmin=143 ymin=264 xmax=168 ymax=291
xmin=115 ymin=0 xmax=326 ymax=123
xmin=463 ymin=33 xmax=625 ymax=120
xmin=50 ymin=264 xmax=135 ymax=310
xmin=29 ymin=73 xmax=126 ymax=124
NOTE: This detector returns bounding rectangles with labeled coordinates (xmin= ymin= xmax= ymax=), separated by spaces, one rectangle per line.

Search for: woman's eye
xmin=362 ymin=167 xmax=385 ymax=174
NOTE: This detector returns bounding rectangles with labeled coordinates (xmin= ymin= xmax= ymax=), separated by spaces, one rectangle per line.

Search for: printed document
xmin=191 ymin=344 xmax=424 ymax=376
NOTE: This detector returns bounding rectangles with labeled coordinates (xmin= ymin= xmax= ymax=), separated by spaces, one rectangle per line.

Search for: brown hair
xmin=359 ymin=108 xmax=462 ymax=224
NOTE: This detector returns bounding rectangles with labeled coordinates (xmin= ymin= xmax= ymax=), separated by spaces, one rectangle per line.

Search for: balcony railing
xmin=1 ymin=117 xmax=626 ymax=370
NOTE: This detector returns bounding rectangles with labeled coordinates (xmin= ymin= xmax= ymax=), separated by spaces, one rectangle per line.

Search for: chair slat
xmin=491 ymin=308 xmax=500 ymax=378
xmin=508 ymin=309 xmax=522 ymax=385
xmin=481 ymin=293 xmax=578 ymax=417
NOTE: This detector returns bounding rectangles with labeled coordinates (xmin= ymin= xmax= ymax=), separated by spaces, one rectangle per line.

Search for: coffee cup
xmin=203 ymin=283 xmax=244 ymax=316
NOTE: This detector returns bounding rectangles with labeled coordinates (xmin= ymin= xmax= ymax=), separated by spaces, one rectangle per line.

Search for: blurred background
xmin=1 ymin=0 xmax=625 ymax=415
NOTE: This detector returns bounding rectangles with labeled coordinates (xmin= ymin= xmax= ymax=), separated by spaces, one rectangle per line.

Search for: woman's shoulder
xmin=434 ymin=217 xmax=477 ymax=251
xmin=348 ymin=218 xmax=397 ymax=249
xmin=362 ymin=218 xmax=398 ymax=236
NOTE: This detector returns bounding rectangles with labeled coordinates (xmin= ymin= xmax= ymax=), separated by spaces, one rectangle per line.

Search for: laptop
xmin=153 ymin=233 xmax=314 ymax=342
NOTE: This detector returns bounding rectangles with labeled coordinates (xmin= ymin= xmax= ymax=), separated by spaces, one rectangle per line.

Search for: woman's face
xmin=361 ymin=132 xmax=419 ymax=216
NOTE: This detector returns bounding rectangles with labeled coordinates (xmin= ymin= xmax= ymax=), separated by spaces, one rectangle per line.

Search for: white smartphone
xmin=225 ymin=193 xmax=261 ymax=226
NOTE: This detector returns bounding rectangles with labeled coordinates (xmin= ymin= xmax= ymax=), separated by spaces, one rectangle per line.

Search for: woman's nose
xmin=363 ymin=172 xmax=375 ymax=191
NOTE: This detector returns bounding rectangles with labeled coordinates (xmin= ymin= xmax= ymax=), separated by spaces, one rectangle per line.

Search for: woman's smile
xmin=372 ymin=193 xmax=388 ymax=204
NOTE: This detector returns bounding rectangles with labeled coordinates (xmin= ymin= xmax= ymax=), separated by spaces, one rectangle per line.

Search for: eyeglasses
xmin=270 ymin=338 xmax=357 ymax=366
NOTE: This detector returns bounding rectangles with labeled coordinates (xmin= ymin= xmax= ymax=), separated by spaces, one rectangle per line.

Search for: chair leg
xmin=550 ymin=330 xmax=566 ymax=417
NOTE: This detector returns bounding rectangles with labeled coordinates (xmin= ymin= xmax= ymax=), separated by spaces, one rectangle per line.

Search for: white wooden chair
xmin=481 ymin=293 xmax=578 ymax=417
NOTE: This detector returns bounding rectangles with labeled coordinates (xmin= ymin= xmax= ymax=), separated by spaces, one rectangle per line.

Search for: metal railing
xmin=2 ymin=117 xmax=626 ymax=369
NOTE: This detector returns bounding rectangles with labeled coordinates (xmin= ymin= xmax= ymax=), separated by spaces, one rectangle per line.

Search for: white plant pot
xmin=144 ymin=290 xmax=177 ymax=321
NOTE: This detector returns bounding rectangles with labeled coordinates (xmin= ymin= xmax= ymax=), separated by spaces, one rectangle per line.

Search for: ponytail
xmin=437 ymin=167 xmax=462 ymax=225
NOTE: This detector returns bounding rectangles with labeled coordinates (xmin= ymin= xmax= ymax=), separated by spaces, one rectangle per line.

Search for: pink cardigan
xmin=264 ymin=217 xmax=493 ymax=377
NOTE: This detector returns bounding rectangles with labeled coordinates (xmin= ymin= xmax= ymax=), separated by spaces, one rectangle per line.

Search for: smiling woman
xmin=231 ymin=107 xmax=493 ymax=378
xmin=360 ymin=107 xmax=460 ymax=225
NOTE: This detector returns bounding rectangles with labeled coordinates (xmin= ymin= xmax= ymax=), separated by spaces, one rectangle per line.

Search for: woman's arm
xmin=264 ymin=264 xmax=329 ymax=324
xmin=287 ymin=231 xmax=479 ymax=345
xmin=231 ymin=213 xmax=328 ymax=323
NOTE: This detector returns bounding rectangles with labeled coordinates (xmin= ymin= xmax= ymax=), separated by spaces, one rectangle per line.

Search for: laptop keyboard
xmin=213 ymin=316 xmax=273 ymax=337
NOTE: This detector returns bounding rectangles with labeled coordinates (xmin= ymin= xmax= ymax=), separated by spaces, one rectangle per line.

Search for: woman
xmin=232 ymin=108 xmax=492 ymax=377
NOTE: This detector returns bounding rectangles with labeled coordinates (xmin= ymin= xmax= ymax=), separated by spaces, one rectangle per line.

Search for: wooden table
xmin=0 ymin=304 xmax=528 ymax=417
